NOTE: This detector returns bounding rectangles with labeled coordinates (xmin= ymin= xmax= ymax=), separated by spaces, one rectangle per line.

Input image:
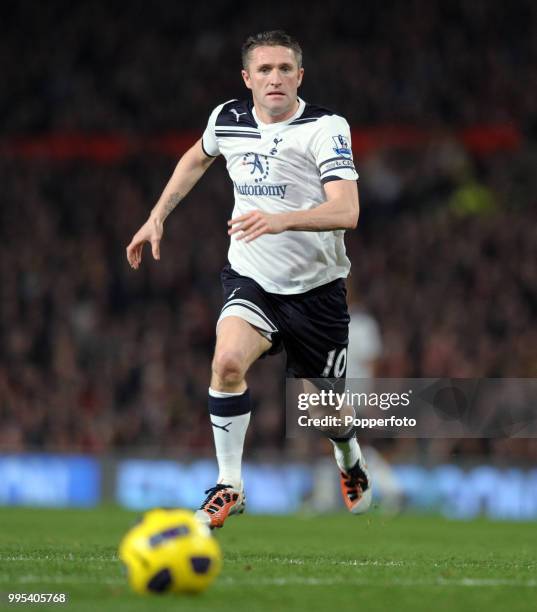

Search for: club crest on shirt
xmin=332 ymin=135 xmax=352 ymax=158
xmin=270 ymin=137 xmax=283 ymax=156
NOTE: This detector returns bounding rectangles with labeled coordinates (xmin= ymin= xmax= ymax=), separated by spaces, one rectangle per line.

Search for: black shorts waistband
xmin=223 ymin=265 xmax=346 ymax=301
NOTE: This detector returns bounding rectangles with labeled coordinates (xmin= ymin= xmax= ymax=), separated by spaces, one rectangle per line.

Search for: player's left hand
xmin=228 ymin=211 xmax=287 ymax=243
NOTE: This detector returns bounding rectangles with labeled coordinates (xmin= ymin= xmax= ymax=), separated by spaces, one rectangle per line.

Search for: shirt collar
xmin=252 ymin=97 xmax=305 ymax=128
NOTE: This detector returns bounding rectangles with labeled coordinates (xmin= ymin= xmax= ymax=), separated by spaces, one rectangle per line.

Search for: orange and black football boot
xmin=339 ymin=458 xmax=372 ymax=514
xmin=195 ymin=483 xmax=245 ymax=529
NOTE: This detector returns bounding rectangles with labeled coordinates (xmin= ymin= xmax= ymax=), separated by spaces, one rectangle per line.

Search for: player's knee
xmin=212 ymin=350 xmax=245 ymax=386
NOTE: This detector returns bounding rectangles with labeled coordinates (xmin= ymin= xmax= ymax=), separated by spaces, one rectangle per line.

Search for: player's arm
xmin=126 ymin=139 xmax=216 ymax=268
xmin=228 ymin=179 xmax=359 ymax=242
xmin=281 ymin=179 xmax=359 ymax=231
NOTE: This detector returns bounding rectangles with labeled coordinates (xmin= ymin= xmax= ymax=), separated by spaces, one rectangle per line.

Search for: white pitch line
xmin=0 ymin=575 xmax=536 ymax=588
xmin=0 ymin=555 xmax=117 ymax=562
xmin=218 ymin=576 xmax=537 ymax=588
xmin=223 ymin=557 xmax=537 ymax=570
xmin=0 ymin=575 xmax=124 ymax=585
xmin=0 ymin=555 xmax=406 ymax=567
xmin=3 ymin=555 xmax=536 ymax=572
xmin=242 ymin=557 xmax=407 ymax=567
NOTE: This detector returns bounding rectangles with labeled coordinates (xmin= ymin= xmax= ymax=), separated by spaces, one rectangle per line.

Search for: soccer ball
xmin=119 ymin=508 xmax=222 ymax=595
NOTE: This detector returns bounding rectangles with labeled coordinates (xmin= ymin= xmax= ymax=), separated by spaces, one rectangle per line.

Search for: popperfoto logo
xmin=294 ymin=388 xmax=417 ymax=432
xmin=286 ymin=378 xmax=537 ymax=439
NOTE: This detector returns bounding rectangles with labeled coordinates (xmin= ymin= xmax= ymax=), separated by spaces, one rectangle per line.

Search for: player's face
xmin=242 ymin=45 xmax=304 ymax=123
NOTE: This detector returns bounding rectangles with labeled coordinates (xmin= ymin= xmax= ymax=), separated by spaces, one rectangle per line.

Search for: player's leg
xmin=210 ymin=315 xmax=272 ymax=392
xmin=300 ymin=378 xmax=371 ymax=515
xmin=330 ymin=431 xmax=372 ymax=515
xmin=279 ymin=280 xmax=372 ymax=514
xmin=196 ymin=315 xmax=272 ymax=528
xmin=209 ymin=315 xmax=271 ymax=487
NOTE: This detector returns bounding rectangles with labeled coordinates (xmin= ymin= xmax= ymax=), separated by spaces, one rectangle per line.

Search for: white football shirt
xmin=202 ymin=97 xmax=358 ymax=294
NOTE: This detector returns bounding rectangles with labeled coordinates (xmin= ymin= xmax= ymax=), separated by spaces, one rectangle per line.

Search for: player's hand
xmin=228 ymin=211 xmax=287 ymax=243
xmin=126 ymin=215 xmax=163 ymax=269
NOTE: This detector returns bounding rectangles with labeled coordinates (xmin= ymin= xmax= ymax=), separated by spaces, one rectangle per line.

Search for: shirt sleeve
xmin=201 ymin=103 xmax=225 ymax=157
xmin=311 ymin=115 xmax=359 ymax=184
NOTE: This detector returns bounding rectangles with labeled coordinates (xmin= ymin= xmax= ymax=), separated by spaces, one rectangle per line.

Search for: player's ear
xmin=297 ymin=67 xmax=304 ymax=88
xmin=241 ymin=69 xmax=252 ymax=90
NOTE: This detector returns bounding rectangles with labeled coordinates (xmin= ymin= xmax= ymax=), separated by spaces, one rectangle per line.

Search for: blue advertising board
xmin=116 ymin=459 xmax=313 ymax=513
xmin=0 ymin=454 xmax=100 ymax=507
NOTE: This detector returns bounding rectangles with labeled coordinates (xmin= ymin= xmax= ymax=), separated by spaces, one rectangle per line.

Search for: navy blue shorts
xmin=218 ymin=265 xmax=350 ymax=380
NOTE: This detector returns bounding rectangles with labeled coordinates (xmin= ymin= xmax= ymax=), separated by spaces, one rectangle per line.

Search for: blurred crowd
xmin=1 ymin=0 xmax=537 ymax=133
xmin=1 ymin=0 xmax=536 ymax=460
xmin=0 ymin=143 xmax=536 ymax=458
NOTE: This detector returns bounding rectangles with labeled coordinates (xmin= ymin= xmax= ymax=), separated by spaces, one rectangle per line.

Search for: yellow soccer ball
xmin=119 ymin=508 xmax=222 ymax=595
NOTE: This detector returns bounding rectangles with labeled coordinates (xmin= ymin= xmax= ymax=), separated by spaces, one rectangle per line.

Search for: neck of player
xmin=254 ymin=98 xmax=299 ymax=124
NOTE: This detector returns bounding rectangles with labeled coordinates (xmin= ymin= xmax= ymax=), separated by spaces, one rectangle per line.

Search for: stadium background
xmin=1 ymin=0 xmax=537 ymax=519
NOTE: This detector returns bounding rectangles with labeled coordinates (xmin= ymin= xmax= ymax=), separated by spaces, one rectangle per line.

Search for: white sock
xmin=330 ymin=437 xmax=362 ymax=472
xmin=209 ymin=387 xmax=250 ymax=489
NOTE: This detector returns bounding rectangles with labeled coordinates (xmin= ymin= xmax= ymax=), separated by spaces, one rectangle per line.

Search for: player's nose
xmin=269 ymin=69 xmax=282 ymax=85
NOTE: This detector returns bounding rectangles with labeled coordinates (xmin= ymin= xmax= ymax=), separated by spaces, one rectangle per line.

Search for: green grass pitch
xmin=0 ymin=506 xmax=536 ymax=612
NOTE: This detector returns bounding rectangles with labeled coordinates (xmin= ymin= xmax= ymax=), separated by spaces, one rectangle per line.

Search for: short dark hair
xmin=241 ymin=30 xmax=303 ymax=70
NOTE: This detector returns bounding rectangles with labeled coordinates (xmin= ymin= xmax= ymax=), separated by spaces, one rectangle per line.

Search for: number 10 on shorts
xmin=322 ymin=348 xmax=347 ymax=378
